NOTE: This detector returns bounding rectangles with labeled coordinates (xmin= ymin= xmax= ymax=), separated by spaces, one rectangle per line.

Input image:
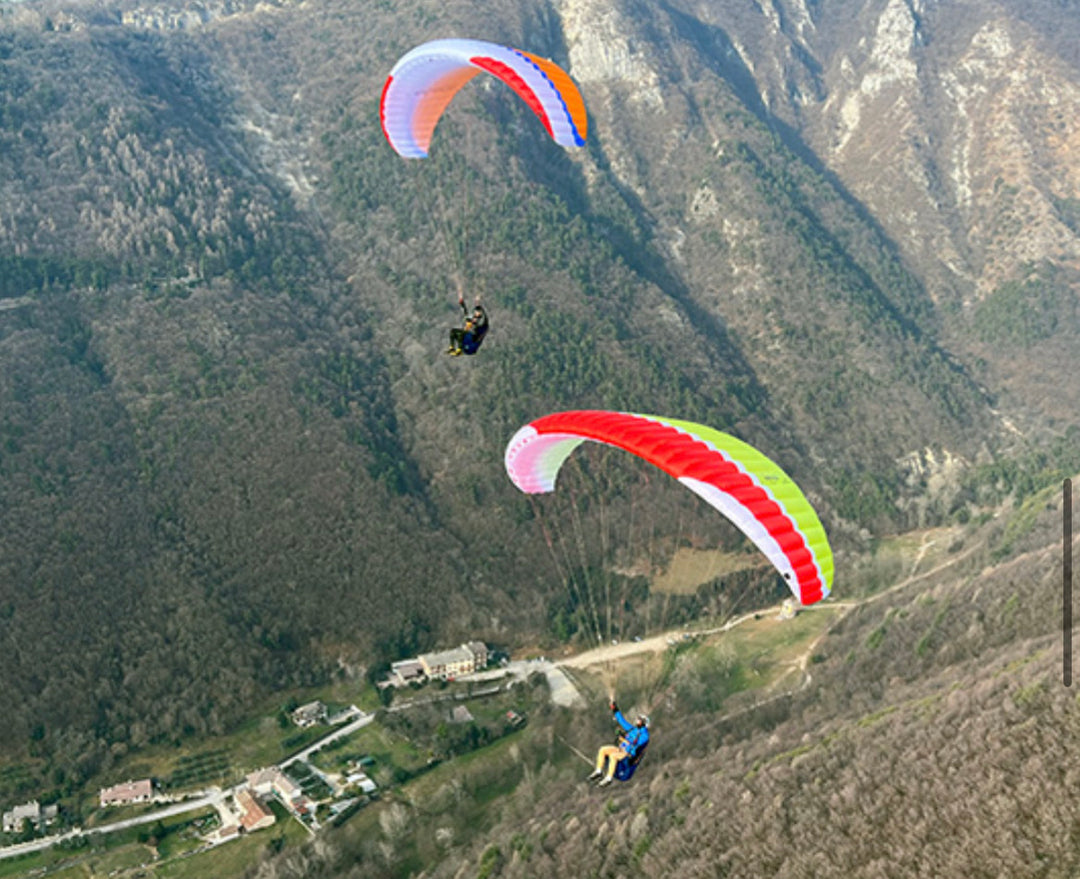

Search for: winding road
xmin=1 ymin=529 xmax=982 ymax=864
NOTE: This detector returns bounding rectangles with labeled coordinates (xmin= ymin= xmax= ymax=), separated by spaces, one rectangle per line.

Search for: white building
xmin=418 ymin=642 xmax=489 ymax=680
xmin=246 ymin=767 xmax=278 ymax=796
xmin=246 ymin=768 xmax=302 ymax=807
xmin=291 ymin=700 xmax=327 ymax=728
xmin=2 ymin=800 xmax=56 ymax=834
xmin=99 ymin=779 xmax=153 ymax=808
xmin=345 ymin=772 xmax=378 ymax=795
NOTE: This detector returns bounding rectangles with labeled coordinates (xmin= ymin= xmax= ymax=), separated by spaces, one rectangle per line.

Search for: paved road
xmin=459 ymin=660 xmax=585 ymax=708
xmin=0 ymin=709 xmax=374 ymax=863
xmin=280 ymin=708 xmax=374 ymax=769
xmin=0 ymin=792 xmax=219 ymax=861
xmin=4 ymin=550 xmax=964 ymax=866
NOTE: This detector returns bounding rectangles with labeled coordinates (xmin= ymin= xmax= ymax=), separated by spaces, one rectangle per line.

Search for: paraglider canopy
xmin=380 ymin=38 xmax=588 ymax=158
xmin=504 ymin=410 xmax=834 ymax=605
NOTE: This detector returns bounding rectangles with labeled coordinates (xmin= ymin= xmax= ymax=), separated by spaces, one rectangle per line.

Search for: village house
xmin=291 ymin=700 xmax=327 ymax=728
xmin=235 ymin=789 xmax=276 ymax=833
xmin=389 ymin=658 xmax=425 ymax=686
xmin=418 ymin=641 xmax=489 ymax=681
xmin=99 ymin=779 xmax=154 ymax=808
xmin=275 ymin=774 xmax=303 ymax=807
xmin=464 ymin=640 xmax=488 ymax=669
xmin=2 ymin=800 xmax=57 ymax=834
xmin=344 ymin=772 xmax=378 ymax=795
xmin=418 ymin=646 xmax=472 ymax=680
xmin=382 ymin=642 xmax=489 ymax=687
xmin=246 ymin=768 xmax=303 ymax=809
xmin=246 ymin=767 xmax=278 ymax=796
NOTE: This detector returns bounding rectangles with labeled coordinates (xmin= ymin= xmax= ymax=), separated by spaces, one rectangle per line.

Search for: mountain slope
xmin=675 ymin=0 xmax=1080 ymax=426
xmin=264 ymin=492 xmax=1075 ymax=879
xmin=0 ymin=0 xmax=1074 ymax=789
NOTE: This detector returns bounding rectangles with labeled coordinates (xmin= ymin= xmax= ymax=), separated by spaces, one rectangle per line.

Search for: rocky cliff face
xmin=618 ymin=0 xmax=1080 ymax=309
xmin=550 ymin=0 xmax=1080 ymax=427
xmin=2 ymin=0 xmax=297 ymax=31
xmin=803 ymin=0 xmax=1080 ymax=303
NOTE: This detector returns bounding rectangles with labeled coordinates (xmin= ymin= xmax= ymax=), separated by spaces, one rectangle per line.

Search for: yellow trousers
xmin=594 ymin=745 xmax=628 ymax=780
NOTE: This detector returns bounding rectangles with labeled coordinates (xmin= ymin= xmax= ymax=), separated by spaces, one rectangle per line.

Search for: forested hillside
xmin=0 ymin=0 xmax=1077 ymax=821
xmin=239 ymin=488 xmax=1078 ymax=879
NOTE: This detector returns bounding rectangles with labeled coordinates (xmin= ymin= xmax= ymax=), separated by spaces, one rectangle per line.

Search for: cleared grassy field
xmin=650 ymin=547 xmax=769 ymax=595
xmin=713 ymin=605 xmax=845 ymax=685
xmin=567 ymin=602 xmax=848 ymax=717
xmin=302 ymin=719 xmax=431 ymax=788
xmin=845 ymin=524 xmax=969 ymax=597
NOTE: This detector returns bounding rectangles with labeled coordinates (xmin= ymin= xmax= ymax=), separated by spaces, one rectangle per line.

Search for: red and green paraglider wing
xmin=504 ymin=411 xmax=834 ymax=605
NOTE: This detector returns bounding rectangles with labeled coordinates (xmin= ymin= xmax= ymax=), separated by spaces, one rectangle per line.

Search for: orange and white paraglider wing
xmin=380 ymin=38 xmax=587 ymax=158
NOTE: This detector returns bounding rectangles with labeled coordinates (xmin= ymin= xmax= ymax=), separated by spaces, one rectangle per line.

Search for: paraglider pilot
xmin=589 ymin=699 xmax=650 ymax=786
xmin=447 ymin=296 xmax=489 ymax=356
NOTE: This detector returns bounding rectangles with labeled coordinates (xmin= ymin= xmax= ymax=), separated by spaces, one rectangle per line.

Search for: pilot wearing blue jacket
xmin=588 ymin=699 xmax=650 ymax=786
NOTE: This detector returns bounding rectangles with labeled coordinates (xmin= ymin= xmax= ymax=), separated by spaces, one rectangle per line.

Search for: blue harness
xmin=613 ymin=743 xmax=648 ymax=781
xmin=611 ymin=709 xmax=650 ymax=782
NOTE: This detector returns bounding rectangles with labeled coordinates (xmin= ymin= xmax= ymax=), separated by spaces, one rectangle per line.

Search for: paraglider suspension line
xmin=555 ymin=733 xmax=593 ymax=766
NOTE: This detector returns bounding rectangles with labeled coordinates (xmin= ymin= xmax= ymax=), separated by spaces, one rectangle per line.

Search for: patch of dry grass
xmin=649 ymin=548 xmax=768 ymax=595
